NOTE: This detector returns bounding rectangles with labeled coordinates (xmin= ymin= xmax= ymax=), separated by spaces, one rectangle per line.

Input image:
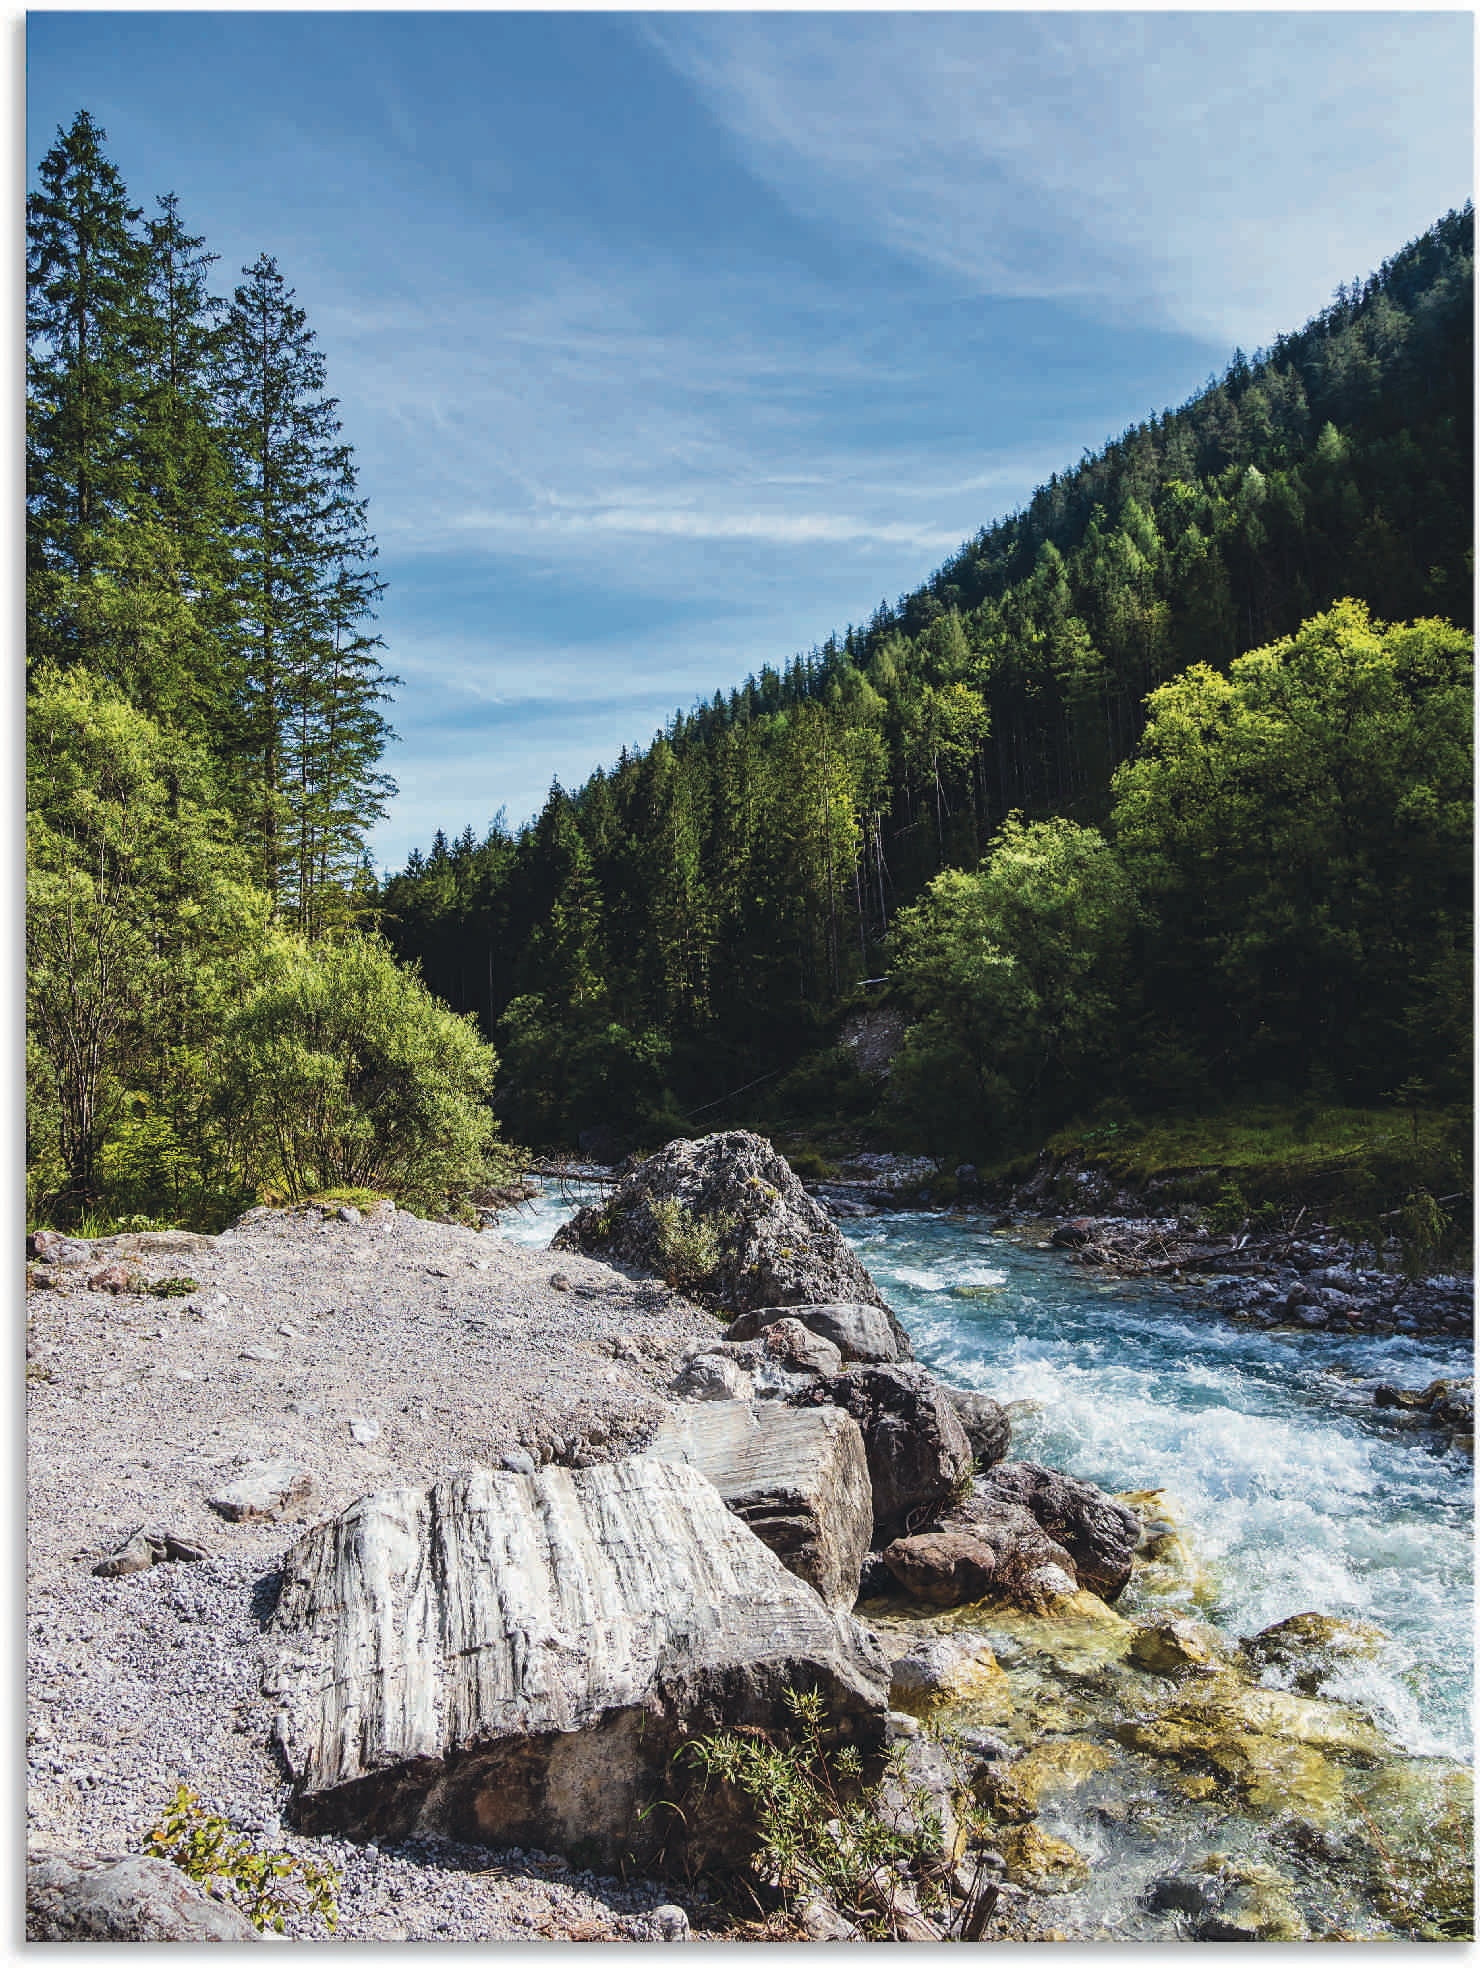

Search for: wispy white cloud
xmin=645 ymin=13 xmax=1473 ymax=348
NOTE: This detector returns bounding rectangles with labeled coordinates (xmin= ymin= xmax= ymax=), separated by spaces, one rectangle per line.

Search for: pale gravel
xmin=26 ymin=1201 xmax=726 ymax=1941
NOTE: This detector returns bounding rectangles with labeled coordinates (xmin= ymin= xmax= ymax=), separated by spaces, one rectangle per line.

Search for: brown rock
xmin=976 ymin=1461 xmax=1140 ymax=1602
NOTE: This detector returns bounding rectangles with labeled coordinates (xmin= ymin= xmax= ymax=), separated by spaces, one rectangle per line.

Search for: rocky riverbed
xmin=26 ymin=1137 xmax=1475 ymax=1941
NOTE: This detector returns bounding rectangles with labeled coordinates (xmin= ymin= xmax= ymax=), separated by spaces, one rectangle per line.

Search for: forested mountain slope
xmin=382 ymin=209 xmax=1473 ymax=1159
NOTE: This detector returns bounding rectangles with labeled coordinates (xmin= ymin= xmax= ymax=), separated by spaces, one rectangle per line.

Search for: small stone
xmin=349 ymin=1416 xmax=381 ymax=1446
xmin=208 ymin=1460 xmax=316 ymax=1523
xmin=85 ymin=1264 xmax=143 ymax=1295
xmin=336 ymin=1205 xmax=362 ymax=1224
xmin=799 ymin=1897 xmax=857 ymax=1941
xmin=652 ymin=1904 xmax=690 ymax=1941
xmin=239 ymin=1345 xmax=281 ymax=1363
xmin=549 ymin=1271 xmax=573 ymax=1291
xmin=500 ymin=1450 xmax=537 ymax=1476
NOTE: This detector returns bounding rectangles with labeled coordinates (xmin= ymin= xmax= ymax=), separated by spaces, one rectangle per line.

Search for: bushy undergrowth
xmin=682 ymin=1687 xmax=993 ymax=1938
xmin=143 ymin=1784 xmax=339 ymax=1935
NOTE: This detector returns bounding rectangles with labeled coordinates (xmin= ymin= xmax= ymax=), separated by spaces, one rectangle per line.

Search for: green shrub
xmin=785 ymin=1147 xmax=839 ymax=1183
xmin=683 ymin=1688 xmax=972 ymax=1935
xmin=647 ymin=1198 xmax=734 ymax=1290
xmin=220 ymin=933 xmax=508 ymax=1216
xmin=143 ymin=1784 xmax=339 ymax=1934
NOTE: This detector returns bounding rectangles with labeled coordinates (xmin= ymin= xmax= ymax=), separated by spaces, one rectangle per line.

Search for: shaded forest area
xmin=381 ymin=209 xmax=1473 ymax=1174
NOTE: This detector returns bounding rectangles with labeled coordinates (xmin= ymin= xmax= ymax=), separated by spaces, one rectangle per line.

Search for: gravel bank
xmin=26 ymin=1201 xmax=723 ymax=1940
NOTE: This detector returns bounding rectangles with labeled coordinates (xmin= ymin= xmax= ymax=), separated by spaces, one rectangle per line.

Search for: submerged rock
xmin=999 ymin=1823 xmax=1089 ymax=1893
xmin=268 ymin=1458 xmax=889 ymax=1870
xmin=1128 ymin=1615 xmax=1232 ymax=1680
xmin=552 ymin=1131 xmax=908 ymax=1336
xmin=888 ymin=1635 xmax=1010 ymax=1713
xmin=1241 ymin=1612 xmax=1386 ymax=1695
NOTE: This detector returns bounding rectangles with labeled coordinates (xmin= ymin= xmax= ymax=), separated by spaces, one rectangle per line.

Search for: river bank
xmin=27 ymin=1162 xmax=1474 ymax=1941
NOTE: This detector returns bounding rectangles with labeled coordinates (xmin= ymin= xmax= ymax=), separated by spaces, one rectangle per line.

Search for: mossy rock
xmin=999 ymin=1823 xmax=1090 ymax=1893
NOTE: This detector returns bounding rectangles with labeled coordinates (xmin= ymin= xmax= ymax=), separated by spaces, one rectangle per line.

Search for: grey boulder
xmin=802 ymin=1363 xmax=973 ymax=1541
xmin=552 ymin=1130 xmax=897 ymax=1321
xmin=27 ymin=1850 xmax=262 ymax=1942
xmin=267 ymin=1458 xmax=889 ymax=1871
xmin=727 ymin=1299 xmax=912 ymax=1364
xmin=645 ymin=1400 xmax=873 ymax=1608
xmin=940 ymin=1386 xmax=1011 ymax=1468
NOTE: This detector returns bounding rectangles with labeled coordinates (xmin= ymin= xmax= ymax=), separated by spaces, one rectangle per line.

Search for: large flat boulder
xmin=645 ymin=1401 xmax=873 ymax=1608
xmin=267 ymin=1459 xmax=889 ymax=1871
xmin=801 ymin=1364 xmax=974 ymax=1541
xmin=27 ymin=1850 xmax=262 ymax=1941
xmin=552 ymin=1133 xmax=909 ymax=1344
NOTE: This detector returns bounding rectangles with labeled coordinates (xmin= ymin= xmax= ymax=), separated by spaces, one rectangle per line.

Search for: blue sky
xmin=26 ymin=10 xmax=1474 ymax=871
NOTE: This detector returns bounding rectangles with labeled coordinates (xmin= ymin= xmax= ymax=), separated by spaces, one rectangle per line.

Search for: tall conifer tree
xmin=217 ymin=253 xmax=396 ymax=929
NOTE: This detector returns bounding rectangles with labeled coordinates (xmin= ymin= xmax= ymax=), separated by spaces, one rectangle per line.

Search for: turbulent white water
xmin=500 ymin=1188 xmax=1473 ymax=1763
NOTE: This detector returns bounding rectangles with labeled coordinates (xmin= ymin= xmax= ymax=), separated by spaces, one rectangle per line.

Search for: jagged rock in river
xmin=644 ymin=1400 xmax=873 ymax=1608
xmin=727 ymin=1299 xmax=908 ymax=1364
xmin=552 ymin=1132 xmax=911 ymax=1349
xmin=26 ymin=1850 xmax=263 ymax=1941
xmin=1240 ymin=1612 xmax=1386 ymax=1695
xmin=795 ymin=1363 xmax=973 ymax=1541
xmin=267 ymin=1458 xmax=889 ymax=1869
xmin=940 ymin=1385 xmax=1012 ymax=1468
xmin=976 ymin=1460 xmax=1141 ymax=1602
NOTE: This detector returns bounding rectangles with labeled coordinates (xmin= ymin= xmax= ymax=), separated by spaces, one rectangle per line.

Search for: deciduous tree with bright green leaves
xmin=1110 ymin=599 xmax=1472 ymax=1093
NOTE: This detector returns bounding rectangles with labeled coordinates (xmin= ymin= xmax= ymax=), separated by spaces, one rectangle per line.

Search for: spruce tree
xmin=26 ymin=110 xmax=147 ymax=675
xmin=217 ymin=253 xmax=396 ymax=929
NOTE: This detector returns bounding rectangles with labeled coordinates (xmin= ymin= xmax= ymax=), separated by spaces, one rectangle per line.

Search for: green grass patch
xmin=1034 ymin=1100 xmax=1471 ymax=1264
xmin=304 ymin=1188 xmax=389 ymax=1213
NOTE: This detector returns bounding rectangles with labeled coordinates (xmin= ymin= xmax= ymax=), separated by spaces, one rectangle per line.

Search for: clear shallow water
xmin=499 ymin=1188 xmax=1473 ymax=1762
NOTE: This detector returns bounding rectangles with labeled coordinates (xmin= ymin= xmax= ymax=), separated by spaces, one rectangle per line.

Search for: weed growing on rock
xmin=143 ymin=1784 xmax=340 ymax=1934
xmin=684 ymin=1687 xmax=960 ymax=1937
xmin=648 ymin=1199 xmax=734 ymax=1290
xmin=147 ymin=1276 xmax=199 ymax=1297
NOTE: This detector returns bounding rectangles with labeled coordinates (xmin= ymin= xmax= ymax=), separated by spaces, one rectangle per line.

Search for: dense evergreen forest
xmin=380 ymin=208 xmax=1473 ymax=1165
xmin=26 ymin=113 xmax=508 ymax=1227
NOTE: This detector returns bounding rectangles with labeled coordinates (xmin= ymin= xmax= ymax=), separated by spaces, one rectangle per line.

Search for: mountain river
xmin=499 ymin=1184 xmax=1473 ymax=1938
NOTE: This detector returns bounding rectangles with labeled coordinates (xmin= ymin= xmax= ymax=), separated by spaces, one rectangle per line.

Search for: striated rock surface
xmin=801 ymin=1363 xmax=973 ymax=1541
xmin=27 ymin=1849 xmax=263 ymax=1941
xmin=977 ymin=1461 xmax=1140 ymax=1602
xmin=551 ymin=1132 xmax=907 ymax=1335
xmin=645 ymin=1400 xmax=873 ymax=1608
xmin=208 ymin=1459 xmax=316 ymax=1524
xmin=268 ymin=1458 xmax=889 ymax=1869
